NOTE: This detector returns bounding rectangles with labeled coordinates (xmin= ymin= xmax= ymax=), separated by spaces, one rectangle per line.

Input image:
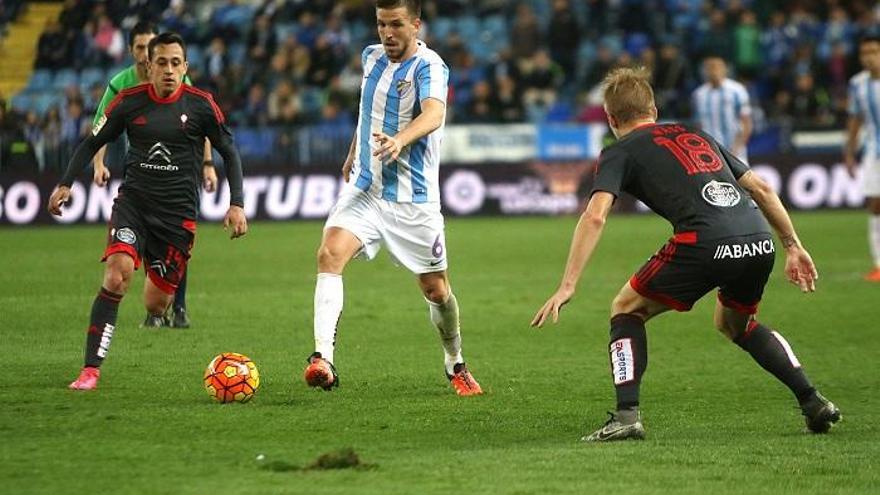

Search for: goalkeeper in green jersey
xmin=91 ymin=21 xmax=218 ymax=329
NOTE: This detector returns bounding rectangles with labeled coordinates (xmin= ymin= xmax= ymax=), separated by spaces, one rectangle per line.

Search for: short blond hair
xmin=602 ymin=67 xmax=655 ymax=124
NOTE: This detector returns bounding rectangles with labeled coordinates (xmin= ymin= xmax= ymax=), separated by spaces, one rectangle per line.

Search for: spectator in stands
xmin=734 ymin=10 xmax=761 ymax=79
xmin=93 ymin=14 xmax=125 ymax=66
xmin=242 ymin=82 xmax=269 ymax=127
xmin=23 ymin=111 xmax=45 ymax=171
xmin=547 ymin=0 xmax=580 ymax=84
xmin=307 ymin=34 xmax=341 ymax=87
xmin=494 ymin=75 xmax=524 ymax=123
xmin=205 ymin=36 xmax=229 ymax=80
xmin=510 ymin=3 xmax=541 ymax=61
xmin=790 ymin=73 xmax=831 ymax=127
xmin=699 ymin=8 xmax=733 ymax=60
xmin=584 ymin=43 xmax=616 ymax=90
xmin=34 ymin=19 xmax=68 ymax=70
xmin=462 ymin=80 xmax=497 ymax=123
xmin=59 ymin=98 xmax=89 ymax=149
xmin=653 ymin=40 xmax=691 ymax=118
xmin=161 ymin=0 xmax=198 ymax=42
xmin=522 ymin=50 xmax=564 ymax=119
xmin=42 ymin=107 xmax=63 ymax=171
xmin=288 ymin=37 xmax=312 ymax=83
xmin=247 ymin=13 xmax=278 ymax=74
xmin=337 ymin=52 xmax=363 ymax=106
xmin=267 ymin=79 xmax=302 ymax=125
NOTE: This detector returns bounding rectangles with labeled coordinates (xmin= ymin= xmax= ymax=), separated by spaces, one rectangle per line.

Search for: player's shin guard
xmin=427 ymin=292 xmax=463 ymax=376
xmin=734 ymin=321 xmax=815 ymax=403
xmin=84 ymin=287 xmax=122 ymax=367
xmin=608 ymin=313 xmax=648 ymax=411
xmin=173 ymin=269 xmax=187 ymax=310
xmin=313 ymin=273 xmax=343 ymax=364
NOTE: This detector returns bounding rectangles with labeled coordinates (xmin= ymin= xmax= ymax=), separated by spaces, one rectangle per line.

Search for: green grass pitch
xmin=1 ymin=211 xmax=878 ymax=494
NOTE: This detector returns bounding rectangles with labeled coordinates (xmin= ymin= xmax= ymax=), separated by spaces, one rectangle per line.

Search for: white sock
xmin=870 ymin=216 xmax=880 ymax=268
xmin=428 ymin=292 xmax=463 ymax=375
xmin=313 ymin=273 xmax=343 ymax=364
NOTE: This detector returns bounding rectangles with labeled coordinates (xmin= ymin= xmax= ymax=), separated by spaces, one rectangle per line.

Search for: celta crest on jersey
xmin=701 ymin=180 xmax=741 ymax=207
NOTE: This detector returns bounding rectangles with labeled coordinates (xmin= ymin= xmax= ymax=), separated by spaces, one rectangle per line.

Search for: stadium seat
xmin=28 ymin=69 xmax=53 ymax=91
xmin=79 ymin=67 xmax=106 ymax=90
xmin=187 ymin=45 xmax=204 ymax=68
xmin=10 ymin=93 xmax=32 ymax=112
xmin=274 ymin=22 xmax=298 ymax=42
xmin=33 ymin=92 xmax=62 ymax=115
xmin=53 ymin=68 xmax=79 ymax=90
xmin=430 ymin=18 xmax=454 ymax=43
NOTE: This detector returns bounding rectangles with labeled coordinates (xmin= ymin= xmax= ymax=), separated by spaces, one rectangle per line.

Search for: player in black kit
xmin=47 ymin=32 xmax=248 ymax=390
xmin=531 ymin=68 xmax=840 ymax=441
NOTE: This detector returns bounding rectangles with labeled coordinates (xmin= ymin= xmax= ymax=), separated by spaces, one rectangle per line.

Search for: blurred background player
xmin=692 ymin=55 xmax=752 ymax=163
xmin=532 ymin=67 xmax=839 ymax=441
xmin=48 ymin=32 xmax=247 ymax=390
xmin=844 ymin=35 xmax=880 ymax=282
xmin=91 ymin=21 xmax=218 ymax=328
xmin=303 ymin=0 xmax=482 ymax=396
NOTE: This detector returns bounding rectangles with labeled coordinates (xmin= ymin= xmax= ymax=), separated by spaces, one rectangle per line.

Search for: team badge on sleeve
xmin=92 ymin=115 xmax=107 ymax=136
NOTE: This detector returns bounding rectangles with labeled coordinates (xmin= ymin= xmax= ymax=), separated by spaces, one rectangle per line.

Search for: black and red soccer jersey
xmin=592 ymin=123 xmax=769 ymax=240
xmin=59 ymin=83 xmax=243 ymax=219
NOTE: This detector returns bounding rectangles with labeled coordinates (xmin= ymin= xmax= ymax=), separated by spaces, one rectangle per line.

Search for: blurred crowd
xmin=1 ymin=0 xmax=880 ymax=170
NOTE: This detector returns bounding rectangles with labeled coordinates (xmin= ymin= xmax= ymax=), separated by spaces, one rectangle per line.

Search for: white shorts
xmin=862 ymin=158 xmax=880 ymax=197
xmin=324 ymin=188 xmax=448 ymax=274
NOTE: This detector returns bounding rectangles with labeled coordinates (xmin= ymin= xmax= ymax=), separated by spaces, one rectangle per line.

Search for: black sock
xmin=734 ymin=321 xmax=815 ymax=403
xmin=85 ymin=287 xmax=122 ymax=367
xmin=173 ymin=269 xmax=187 ymax=310
xmin=608 ymin=313 xmax=648 ymax=410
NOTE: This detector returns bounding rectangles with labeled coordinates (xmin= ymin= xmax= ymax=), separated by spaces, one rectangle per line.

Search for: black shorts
xmin=629 ymin=231 xmax=775 ymax=314
xmin=102 ymin=195 xmax=196 ymax=295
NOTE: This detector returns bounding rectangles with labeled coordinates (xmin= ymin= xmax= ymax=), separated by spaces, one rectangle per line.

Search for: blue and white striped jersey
xmin=350 ymin=40 xmax=448 ymax=203
xmin=692 ymin=78 xmax=752 ymax=156
xmin=848 ymin=71 xmax=880 ymax=163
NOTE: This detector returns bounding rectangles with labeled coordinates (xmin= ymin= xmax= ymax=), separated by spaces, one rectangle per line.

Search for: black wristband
xmin=203 ymin=160 xmax=215 ymax=167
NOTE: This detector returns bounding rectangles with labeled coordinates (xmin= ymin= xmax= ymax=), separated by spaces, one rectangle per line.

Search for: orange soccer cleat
xmin=304 ymin=352 xmax=338 ymax=391
xmin=864 ymin=268 xmax=880 ymax=282
xmin=69 ymin=367 xmax=100 ymax=390
xmin=448 ymin=363 xmax=483 ymax=396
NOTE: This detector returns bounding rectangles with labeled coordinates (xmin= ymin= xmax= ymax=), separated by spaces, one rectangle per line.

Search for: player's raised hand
xmin=47 ymin=185 xmax=71 ymax=216
xmin=372 ymin=132 xmax=402 ymax=162
xmin=784 ymin=246 xmax=818 ymax=293
xmin=223 ymin=205 xmax=248 ymax=239
xmin=202 ymin=163 xmax=218 ymax=192
xmin=93 ymin=163 xmax=110 ymax=187
xmin=531 ymin=287 xmax=575 ymax=328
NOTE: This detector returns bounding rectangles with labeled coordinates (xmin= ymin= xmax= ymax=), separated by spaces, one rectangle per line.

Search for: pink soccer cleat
xmin=69 ymin=367 xmax=100 ymax=390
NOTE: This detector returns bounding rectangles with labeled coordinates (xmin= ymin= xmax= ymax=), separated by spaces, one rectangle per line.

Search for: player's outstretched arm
xmin=843 ymin=116 xmax=863 ymax=178
xmin=93 ymin=145 xmax=111 ymax=186
xmin=737 ymin=171 xmax=818 ymax=292
xmin=531 ymin=192 xmax=615 ymax=328
xmin=202 ymin=138 xmax=218 ymax=192
xmin=373 ymin=98 xmax=445 ymax=162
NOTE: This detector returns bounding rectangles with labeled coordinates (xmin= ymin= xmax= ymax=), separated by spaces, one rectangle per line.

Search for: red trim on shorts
xmin=146 ymin=266 xmax=177 ymax=295
xmin=717 ymin=292 xmax=760 ymax=315
xmin=147 ymin=82 xmax=184 ymax=104
xmin=673 ymin=231 xmax=698 ymax=244
xmin=182 ymin=219 xmax=197 ymax=233
xmin=629 ymin=275 xmax=692 ymax=311
xmin=102 ymin=243 xmax=141 ymax=269
xmin=635 ymin=241 xmax=677 ymax=284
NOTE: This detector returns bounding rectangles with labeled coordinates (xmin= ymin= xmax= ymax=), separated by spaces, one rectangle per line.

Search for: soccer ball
xmin=204 ymin=352 xmax=260 ymax=403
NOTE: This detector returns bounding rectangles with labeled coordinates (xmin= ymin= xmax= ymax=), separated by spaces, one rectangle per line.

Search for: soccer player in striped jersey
xmin=844 ymin=35 xmax=880 ymax=282
xmin=91 ymin=21 xmax=218 ymax=327
xmin=303 ymin=0 xmax=482 ymax=396
xmin=692 ymin=56 xmax=752 ymax=163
